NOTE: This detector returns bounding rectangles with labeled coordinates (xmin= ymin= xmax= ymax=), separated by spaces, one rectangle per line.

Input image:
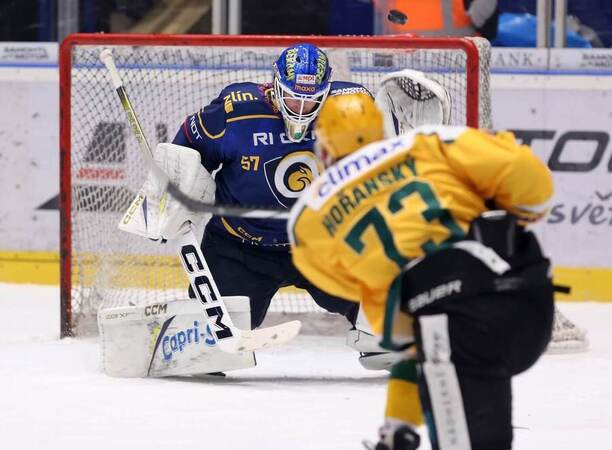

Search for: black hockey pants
xmin=191 ymin=226 xmax=358 ymax=329
xmin=400 ymin=221 xmax=554 ymax=450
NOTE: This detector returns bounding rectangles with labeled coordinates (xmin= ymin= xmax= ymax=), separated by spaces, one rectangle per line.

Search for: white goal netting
xmin=61 ymin=35 xmax=492 ymax=336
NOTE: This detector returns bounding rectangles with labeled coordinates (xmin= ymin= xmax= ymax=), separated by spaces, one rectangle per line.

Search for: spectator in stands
xmin=375 ymin=0 xmax=499 ymax=41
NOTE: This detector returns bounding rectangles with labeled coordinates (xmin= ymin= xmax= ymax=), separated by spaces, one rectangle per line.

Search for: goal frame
xmin=59 ymin=33 xmax=483 ymax=337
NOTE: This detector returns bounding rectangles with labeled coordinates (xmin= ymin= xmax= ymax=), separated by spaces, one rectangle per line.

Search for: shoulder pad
xmin=219 ymin=82 xmax=276 ymax=118
xmin=329 ymin=81 xmax=372 ymax=98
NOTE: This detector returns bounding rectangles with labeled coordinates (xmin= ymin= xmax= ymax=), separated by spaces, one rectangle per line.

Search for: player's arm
xmin=445 ymin=128 xmax=554 ymax=223
xmin=172 ymin=90 xmax=229 ymax=173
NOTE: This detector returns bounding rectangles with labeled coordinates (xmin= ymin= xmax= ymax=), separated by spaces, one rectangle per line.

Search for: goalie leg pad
xmin=98 ymin=296 xmax=255 ymax=377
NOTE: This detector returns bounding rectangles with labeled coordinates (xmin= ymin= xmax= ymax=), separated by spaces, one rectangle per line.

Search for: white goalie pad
xmin=98 ymin=296 xmax=255 ymax=377
xmin=375 ymin=69 xmax=452 ymax=138
xmin=119 ymin=142 xmax=215 ymax=241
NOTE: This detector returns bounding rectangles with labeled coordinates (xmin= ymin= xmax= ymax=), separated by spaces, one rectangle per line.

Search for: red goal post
xmin=59 ymin=33 xmax=492 ymax=337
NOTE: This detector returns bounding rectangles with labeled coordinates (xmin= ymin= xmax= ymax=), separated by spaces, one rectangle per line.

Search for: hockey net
xmin=60 ymin=34 xmax=493 ymax=336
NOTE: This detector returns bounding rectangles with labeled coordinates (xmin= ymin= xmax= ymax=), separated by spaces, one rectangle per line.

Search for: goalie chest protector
xmin=173 ymin=81 xmax=370 ymax=247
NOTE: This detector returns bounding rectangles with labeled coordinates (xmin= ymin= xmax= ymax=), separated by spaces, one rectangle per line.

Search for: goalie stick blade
xmin=220 ymin=320 xmax=302 ymax=353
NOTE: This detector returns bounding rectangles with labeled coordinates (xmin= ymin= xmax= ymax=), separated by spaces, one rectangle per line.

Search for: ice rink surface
xmin=1 ymin=282 xmax=611 ymax=450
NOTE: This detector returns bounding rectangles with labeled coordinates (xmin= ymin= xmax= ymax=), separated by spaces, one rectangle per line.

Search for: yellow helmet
xmin=314 ymin=92 xmax=384 ymax=166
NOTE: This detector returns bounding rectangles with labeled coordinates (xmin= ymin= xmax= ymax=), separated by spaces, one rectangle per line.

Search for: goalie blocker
xmin=119 ymin=142 xmax=216 ymax=242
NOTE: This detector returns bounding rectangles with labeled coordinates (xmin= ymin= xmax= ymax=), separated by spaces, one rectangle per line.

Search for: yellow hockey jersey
xmin=288 ymin=126 xmax=554 ymax=335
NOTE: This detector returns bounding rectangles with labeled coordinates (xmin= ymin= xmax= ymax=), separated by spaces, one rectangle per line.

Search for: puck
xmin=387 ymin=9 xmax=407 ymax=25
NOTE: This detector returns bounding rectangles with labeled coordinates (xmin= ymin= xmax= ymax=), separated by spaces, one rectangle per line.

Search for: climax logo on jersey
xmin=312 ymin=137 xmax=407 ymax=207
xmin=264 ymin=151 xmax=321 ymax=208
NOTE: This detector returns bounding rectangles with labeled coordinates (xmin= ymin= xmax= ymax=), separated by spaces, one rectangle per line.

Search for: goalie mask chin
xmin=273 ymin=43 xmax=332 ymax=143
xmin=274 ymin=77 xmax=329 ymax=143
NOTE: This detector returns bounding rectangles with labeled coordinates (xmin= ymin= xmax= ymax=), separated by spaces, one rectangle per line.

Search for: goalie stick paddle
xmin=99 ymin=49 xmax=300 ymax=353
xmin=175 ymin=230 xmax=301 ymax=353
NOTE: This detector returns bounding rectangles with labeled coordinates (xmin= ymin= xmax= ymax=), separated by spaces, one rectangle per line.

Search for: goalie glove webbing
xmin=375 ymin=69 xmax=452 ymax=137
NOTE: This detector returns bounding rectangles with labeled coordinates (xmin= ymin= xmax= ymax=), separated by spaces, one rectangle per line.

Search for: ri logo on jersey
xmin=264 ymin=151 xmax=322 ymax=208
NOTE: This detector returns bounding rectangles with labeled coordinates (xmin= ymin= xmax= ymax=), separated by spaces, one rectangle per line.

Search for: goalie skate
xmin=546 ymin=307 xmax=589 ymax=354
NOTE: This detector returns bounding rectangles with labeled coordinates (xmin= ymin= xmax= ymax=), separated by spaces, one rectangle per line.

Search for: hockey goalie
xmin=98 ymin=66 xmax=458 ymax=378
xmin=98 ymin=141 xmax=300 ymax=377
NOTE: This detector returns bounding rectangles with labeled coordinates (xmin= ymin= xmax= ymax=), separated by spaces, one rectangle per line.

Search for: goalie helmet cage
xmin=59 ymin=33 xmax=492 ymax=337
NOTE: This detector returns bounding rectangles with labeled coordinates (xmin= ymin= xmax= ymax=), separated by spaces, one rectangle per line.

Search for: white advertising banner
xmin=492 ymin=74 xmax=612 ymax=268
xmin=0 ymin=42 xmax=57 ymax=66
xmin=0 ymin=66 xmax=58 ymax=251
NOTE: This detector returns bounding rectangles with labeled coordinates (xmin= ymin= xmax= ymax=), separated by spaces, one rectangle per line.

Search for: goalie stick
xmin=166 ymin=183 xmax=290 ymax=220
xmin=100 ymin=49 xmax=300 ymax=353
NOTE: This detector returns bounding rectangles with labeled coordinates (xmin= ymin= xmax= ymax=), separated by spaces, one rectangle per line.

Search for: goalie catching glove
xmin=375 ymin=69 xmax=451 ymax=138
xmin=119 ymin=143 xmax=215 ymax=241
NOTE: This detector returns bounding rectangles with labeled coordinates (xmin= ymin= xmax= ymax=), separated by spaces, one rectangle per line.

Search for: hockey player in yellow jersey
xmin=288 ymin=93 xmax=555 ymax=450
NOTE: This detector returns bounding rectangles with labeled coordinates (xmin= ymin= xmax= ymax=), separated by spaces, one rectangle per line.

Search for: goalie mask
xmin=273 ymin=43 xmax=332 ymax=143
xmin=314 ymin=92 xmax=384 ymax=167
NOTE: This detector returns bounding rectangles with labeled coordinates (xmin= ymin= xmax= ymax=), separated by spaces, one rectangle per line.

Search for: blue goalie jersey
xmin=173 ymin=80 xmax=370 ymax=248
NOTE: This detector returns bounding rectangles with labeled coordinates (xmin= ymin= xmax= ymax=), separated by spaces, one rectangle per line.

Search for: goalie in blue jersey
xmin=165 ymin=43 xmax=392 ymax=369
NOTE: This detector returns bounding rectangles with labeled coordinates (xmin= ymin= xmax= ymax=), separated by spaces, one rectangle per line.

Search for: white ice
xmin=1 ymin=282 xmax=611 ymax=450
